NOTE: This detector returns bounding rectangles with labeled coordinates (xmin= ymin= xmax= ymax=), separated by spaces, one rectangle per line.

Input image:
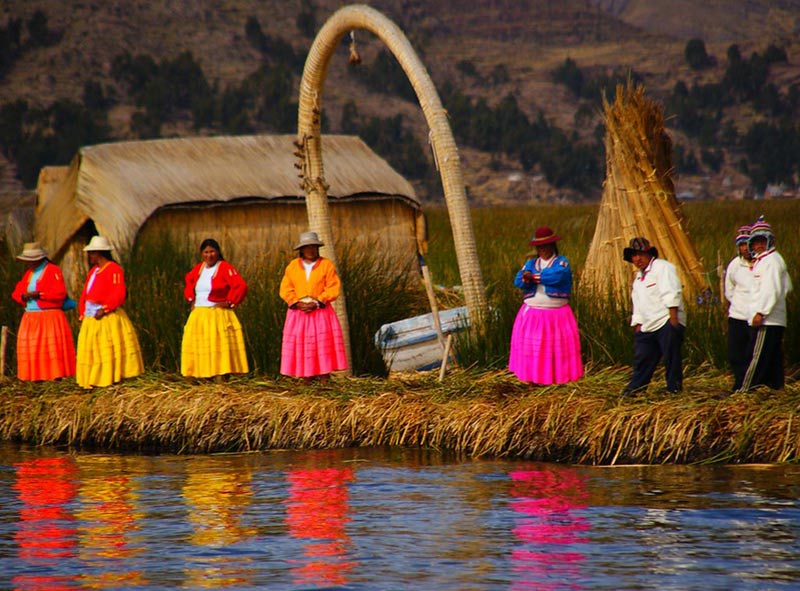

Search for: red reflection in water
xmin=12 ymin=457 xmax=79 ymax=591
xmin=285 ymin=466 xmax=356 ymax=587
xmin=509 ymin=468 xmax=589 ymax=591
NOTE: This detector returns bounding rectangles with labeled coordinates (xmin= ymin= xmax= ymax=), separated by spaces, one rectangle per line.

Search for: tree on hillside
xmin=684 ymin=38 xmax=713 ymax=70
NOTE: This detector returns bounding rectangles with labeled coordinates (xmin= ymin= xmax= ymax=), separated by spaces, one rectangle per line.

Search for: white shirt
xmin=630 ymin=257 xmax=686 ymax=333
xmin=724 ymin=255 xmax=754 ymax=321
xmin=193 ymin=264 xmax=217 ymax=307
xmin=747 ymin=248 xmax=792 ymax=327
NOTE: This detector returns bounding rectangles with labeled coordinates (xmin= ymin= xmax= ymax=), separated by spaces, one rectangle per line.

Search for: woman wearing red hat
xmin=509 ymin=226 xmax=583 ymax=384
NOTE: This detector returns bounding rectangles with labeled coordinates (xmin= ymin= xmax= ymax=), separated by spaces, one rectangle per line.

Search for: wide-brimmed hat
xmin=82 ymin=235 xmax=114 ymax=252
xmin=293 ymin=231 xmax=324 ymax=250
xmin=623 ymin=237 xmax=658 ymax=262
xmin=528 ymin=226 xmax=562 ymax=246
xmin=16 ymin=241 xmax=48 ymax=261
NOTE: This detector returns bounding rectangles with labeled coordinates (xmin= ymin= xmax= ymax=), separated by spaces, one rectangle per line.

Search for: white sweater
xmin=630 ymin=258 xmax=686 ymax=333
xmin=724 ymin=255 xmax=754 ymax=321
xmin=747 ymin=248 xmax=792 ymax=327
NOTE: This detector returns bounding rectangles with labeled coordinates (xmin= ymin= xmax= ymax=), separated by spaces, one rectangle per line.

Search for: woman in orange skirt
xmin=75 ymin=236 xmax=144 ymax=388
xmin=181 ymin=238 xmax=249 ymax=378
xmin=279 ymin=231 xmax=348 ymax=381
xmin=11 ymin=242 xmax=76 ymax=381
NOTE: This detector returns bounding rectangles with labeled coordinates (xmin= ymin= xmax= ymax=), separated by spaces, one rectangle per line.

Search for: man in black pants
xmin=621 ymin=237 xmax=686 ymax=396
xmin=739 ymin=217 xmax=793 ymax=392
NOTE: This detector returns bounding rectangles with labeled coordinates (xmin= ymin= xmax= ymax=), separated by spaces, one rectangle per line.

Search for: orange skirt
xmin=16 ymin=309 xmax=76 ymax=381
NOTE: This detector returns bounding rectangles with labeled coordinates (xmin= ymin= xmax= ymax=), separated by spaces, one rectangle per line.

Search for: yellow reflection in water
xmin=182 ymin=460 xmax=257 ymax=588
xmin=74 ymin=455 xmax=147 ymax=589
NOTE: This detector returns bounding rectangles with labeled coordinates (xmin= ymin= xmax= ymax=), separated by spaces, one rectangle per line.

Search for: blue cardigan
xmin=514 ymin=255 xmax=572 ymax=299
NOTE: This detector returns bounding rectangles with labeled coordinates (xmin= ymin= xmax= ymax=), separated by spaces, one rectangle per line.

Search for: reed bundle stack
xmin=582 ymin=83 xmax=707 ymax=303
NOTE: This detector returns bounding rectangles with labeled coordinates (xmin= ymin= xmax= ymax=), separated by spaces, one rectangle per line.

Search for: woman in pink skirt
xmin=279 ymin=231 xmax=348 ymax=381
xmin=508 ymin=226 xmax=583 ymax=384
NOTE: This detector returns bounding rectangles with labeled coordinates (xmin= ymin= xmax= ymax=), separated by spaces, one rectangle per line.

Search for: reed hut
xmin=33 ymin=134 xmax=426 ymax=295
xmin=582 ymin=83 xmax=707 ymax=303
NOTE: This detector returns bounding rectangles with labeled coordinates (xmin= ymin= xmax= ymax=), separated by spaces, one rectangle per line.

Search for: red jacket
xmin=12 ymin=262 xmax=68 ymax=309
xmin=78 ymin=261 xmax=127 ymax=318
xmin=184 ymin=260 xmax=247 ymax=307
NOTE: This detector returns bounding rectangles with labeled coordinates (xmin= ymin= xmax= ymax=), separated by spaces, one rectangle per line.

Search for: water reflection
xmin=509 ymin=467 xmax=590 ymax=591
xmin=284 ymin=459 xmax=356 ymax=587
xmin=182 ymin=458 xmax=257 ymax=588
xmin=12 ymin=456 xmax=78 ymax=591
xmin=74 ymin=456 xmax=147 ymax=588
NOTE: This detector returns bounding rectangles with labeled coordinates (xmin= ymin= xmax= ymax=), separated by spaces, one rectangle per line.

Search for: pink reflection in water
xmin=12 ymin=457 xmax=79 ymax=591
xmin=285 ymin=466 xmax=356 ymax=587
xmin=509 ymin=468 xmax=589 ymax=591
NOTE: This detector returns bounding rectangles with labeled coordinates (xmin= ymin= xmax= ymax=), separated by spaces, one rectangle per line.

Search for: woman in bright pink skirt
xmin=279 ymin=231 xmax=348 ymax=381
xmin=509 ymin=226 xmax=583 ymax=384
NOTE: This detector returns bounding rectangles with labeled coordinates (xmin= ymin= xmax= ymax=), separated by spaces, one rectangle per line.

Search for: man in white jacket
xmin=724 ymin=224 xmax=753 ymax=391
xmin=621 ymin=237 xmax=686 ymax=396
xmin=739 ymin=217 xmax=792 ymax=392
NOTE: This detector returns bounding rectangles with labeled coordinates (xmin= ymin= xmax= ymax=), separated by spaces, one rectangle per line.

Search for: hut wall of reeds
xmin=582 ymin=83 xmax=707 ymax=303
xmin=33 ymin=134 xmax=425 ymax=296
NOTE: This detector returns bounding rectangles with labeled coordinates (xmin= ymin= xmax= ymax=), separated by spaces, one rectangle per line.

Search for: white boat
xmin=374 ymin=306 xmax=470 ymax=372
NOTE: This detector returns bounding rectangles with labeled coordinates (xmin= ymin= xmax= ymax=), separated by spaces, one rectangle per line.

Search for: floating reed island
xmin=1 ymin=367 xmax=798 ymax=465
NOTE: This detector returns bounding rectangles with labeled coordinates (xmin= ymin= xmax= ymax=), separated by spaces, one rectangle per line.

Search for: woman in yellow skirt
xmin=76 ymin=236 xmax=144 ymax=388
xmin=181 ymin=238 xmax=249 ymax=378
xmin=11 ymin=242 xmax=76 ymax=381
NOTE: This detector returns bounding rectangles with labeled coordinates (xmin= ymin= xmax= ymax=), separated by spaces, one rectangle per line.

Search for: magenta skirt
xmin=280 ymin=306 xmax=348 ymax=377
xmin=509 ymin=304 xmax=583 ymax=384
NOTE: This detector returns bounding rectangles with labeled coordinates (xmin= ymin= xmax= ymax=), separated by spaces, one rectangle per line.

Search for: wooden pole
xmin=438 ymin=334 xmax=453 ymax=382
xmin=0 ymin=325 xmax=7 ymax=377
xmin=419 ymin=255 xmax=445 ymax=352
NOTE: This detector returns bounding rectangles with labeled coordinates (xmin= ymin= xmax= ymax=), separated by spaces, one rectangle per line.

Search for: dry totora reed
xmin=1 ymin=368 xmax=798 ymax=465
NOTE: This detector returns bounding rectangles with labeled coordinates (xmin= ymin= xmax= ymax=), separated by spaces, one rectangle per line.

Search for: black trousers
xmin=740 ymin=325 xmax=785 ymax=391
xmin=728 ymin=317 xmax=751 ymax=391
xmin=625 ymin=321 xmax=684 ymax=393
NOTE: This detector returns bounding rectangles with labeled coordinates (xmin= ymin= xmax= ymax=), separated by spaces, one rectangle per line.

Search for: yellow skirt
xmin=181 ymin=307 xmax=249 ymax=377
xmin=76 ymin=308 xmax=144 ymax=388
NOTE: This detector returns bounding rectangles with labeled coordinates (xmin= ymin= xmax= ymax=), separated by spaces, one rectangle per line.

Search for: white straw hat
xmin=16 ymin=241 xmax=48 ymax=261
xmin=83 ymin=235 xmax=114 ymax=252
xmin=293 ymin=231 xmax=324 ymax=250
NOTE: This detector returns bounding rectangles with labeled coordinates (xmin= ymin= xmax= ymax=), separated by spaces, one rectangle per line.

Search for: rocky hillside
xmin=1 ymin=0 xmax=799 ymax=208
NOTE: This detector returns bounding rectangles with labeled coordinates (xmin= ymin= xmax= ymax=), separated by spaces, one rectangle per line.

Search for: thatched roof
xmin=34 ymin=134 xmax=418 ymax=259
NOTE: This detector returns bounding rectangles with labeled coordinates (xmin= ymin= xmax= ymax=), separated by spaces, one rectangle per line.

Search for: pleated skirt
xmin=281 ymin=306 xmax=348 ymax=377
xmin=181 ymin=307 xmax=249 ymax=377
xmin=76 ymin=309 xmax=144 ymax=388
xmin=16 ymin=309 xmax=76 ymax=381
xmin=508 ymin=304 xmax=583 ymax=384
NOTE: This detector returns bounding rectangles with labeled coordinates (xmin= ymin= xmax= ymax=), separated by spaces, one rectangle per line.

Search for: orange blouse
xmin=279 ymin=257 xmax=341 ymax=307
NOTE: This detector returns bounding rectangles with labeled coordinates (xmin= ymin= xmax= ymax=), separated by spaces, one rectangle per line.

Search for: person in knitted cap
xmin=739 ymin=216 xmax=793 ymax=392
xmin=723 ymin=224 xmax=753 ymax=391
xmin=621 ymin=237 xmax=686 ymax=396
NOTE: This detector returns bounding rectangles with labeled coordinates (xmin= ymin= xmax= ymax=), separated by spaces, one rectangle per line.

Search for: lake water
xmin=1 ymin=443 xmax=799 ymax=590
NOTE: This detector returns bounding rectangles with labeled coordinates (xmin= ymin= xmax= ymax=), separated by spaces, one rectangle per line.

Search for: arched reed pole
xmin=296 ymin=4 xmax=488 ymax=370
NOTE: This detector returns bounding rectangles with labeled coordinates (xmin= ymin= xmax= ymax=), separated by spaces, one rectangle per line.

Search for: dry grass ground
xmin=1 ymin=367 xmax=798 ymax=464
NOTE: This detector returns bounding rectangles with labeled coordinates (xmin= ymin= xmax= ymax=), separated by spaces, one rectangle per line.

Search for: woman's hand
xmin=297 ymin=300 xmax=318 ymax=313
xmin=95 ymin=308 xmax=106 ymax=320
xmin=22 ymin=290 xmax=39 ymax=302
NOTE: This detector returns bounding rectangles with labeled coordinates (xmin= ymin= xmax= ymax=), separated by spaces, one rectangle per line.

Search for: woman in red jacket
xmin=76 ymin=236 xmax=144 ymax=388
xmin=11 ymin=242 xmax=76 ymax=381
xmin=181 ymin=238 xmax=249 ymax=378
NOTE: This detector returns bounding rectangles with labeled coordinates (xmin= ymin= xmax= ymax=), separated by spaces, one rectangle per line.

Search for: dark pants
xmin=740 ymin=325 xmax=785 ymax=391
xmin=625 ymin=322 xmax=684 ymax=394
xmin=728 ymin=317 xmax=751 ymax=391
